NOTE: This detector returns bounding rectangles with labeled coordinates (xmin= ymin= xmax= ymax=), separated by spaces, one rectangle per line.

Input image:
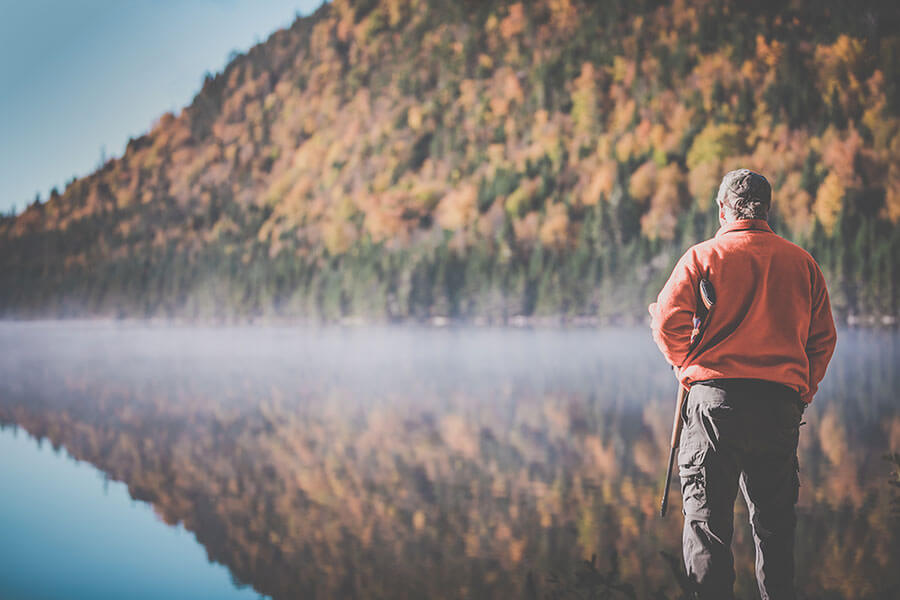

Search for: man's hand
xmin=796 ymin=397 xmax=808 ymax=422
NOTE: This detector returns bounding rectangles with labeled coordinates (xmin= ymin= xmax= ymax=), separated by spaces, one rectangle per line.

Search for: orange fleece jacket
xmin=649 ymin=219 xmax=837 ymax=404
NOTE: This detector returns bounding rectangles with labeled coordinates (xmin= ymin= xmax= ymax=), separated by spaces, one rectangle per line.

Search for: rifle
xmin=659 ymin=278 xmax=716 ymax=517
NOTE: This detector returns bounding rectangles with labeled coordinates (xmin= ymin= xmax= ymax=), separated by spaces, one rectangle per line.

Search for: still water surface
xmin=0 ymin=322 xmax=897 ymax=599
xmin=0 ymin=427 xmax=261 ymax=600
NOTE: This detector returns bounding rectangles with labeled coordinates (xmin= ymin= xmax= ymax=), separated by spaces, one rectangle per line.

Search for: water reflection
xmin=0 ymin=324 xmax=897 ymax=599
xmin=0 ymin=426 xmax=262 ymax=600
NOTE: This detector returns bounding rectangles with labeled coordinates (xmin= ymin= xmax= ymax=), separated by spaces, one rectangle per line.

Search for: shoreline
xmin=0 ymin=312 xmax=895 ymax=330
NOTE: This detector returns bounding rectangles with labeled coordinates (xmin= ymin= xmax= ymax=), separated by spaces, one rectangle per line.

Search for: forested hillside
xmin=2 ymin=0 xmax=899 ymax=323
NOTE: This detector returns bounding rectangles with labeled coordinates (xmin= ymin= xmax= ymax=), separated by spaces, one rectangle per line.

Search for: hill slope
xmin=2 ymin=0 xmax=899 ymax=322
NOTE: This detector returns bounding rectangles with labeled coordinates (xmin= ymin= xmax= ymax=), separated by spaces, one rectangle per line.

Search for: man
xmin=648 ymin=169 xmax=837 ymax=599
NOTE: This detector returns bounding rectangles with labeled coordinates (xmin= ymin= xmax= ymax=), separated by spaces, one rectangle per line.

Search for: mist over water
xmin=0 ymin=322 xmax=897 ymax=599
xmin=0 ymin=322 xmax=671 ymax=400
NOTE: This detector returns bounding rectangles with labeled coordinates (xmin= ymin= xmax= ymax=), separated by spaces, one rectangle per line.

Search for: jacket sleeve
xmin=802 ymin=264 xmax=837 ymax=404
xmin=648 ymin=249 xmax=699 ymax=368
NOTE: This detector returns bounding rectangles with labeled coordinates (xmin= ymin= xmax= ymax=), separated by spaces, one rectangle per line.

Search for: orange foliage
xmin=363 ymin=192 xmax=411 ymax=245
xmin=499 ymin=3 xmax=526 ymax=39
xmin=580 ymin=161 xmax=617 ymax=206
xmin=819 ymin=409 xmax=849 ymax=466
xmin=821 ymin=127 xmax=863 ymax=187
xmin=888 ymin=416 xmax=900 ymax=452
xmin=5 ymin=0 xmax=898 ymax=323
xmin=435 ymin=184 xmax=478 ymax=231
xmin=539 ymin=203 xmax=570 ymax=249
xmin=886 ymin=165 xmax=900 ymax=223
xmin=690 ymin=52 xmax=740 ymax=112
xmin=439 ymin=414 xmax=480 ymax=459
xmin=547 ymin=0 xmax=577 ymax=35
xmin=776 ymin=172 xmax=813 ymax=234
xmin=688 ymin=161 xmax=722 ymax=209
xmin=755 ymin=34 xmax=784 ymax=69
xmin=628 ymin=160 xmax=657 ymax=204
xmin=641 ymin=163 xmax=684 ymax=240
xmin=513 ymin=211 xmax=540 ymax=246
xmin=814 ymin=173 xmax=844 ymax=234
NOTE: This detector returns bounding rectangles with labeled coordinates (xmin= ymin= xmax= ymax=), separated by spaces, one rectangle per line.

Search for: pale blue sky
xmin=0 ymin=0 xmax=324 ymax=215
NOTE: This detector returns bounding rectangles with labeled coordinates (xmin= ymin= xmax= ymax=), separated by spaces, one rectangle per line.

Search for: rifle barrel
xmin=660 ymin=446 xmax=676 ymax=516
xmin=660 ymin=384 xmax=689 ymax=517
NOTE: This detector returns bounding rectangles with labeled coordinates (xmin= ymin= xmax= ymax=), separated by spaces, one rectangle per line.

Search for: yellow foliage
xmin=649 ymin=123 xmax=667 ymax=158
xmin=572 ymin=62 xmax=599 ymax=134
xmin=815 ymin=34 xmax=865 ymax=97
xmin=322 ymin=219 xmax=356 ymax=255
xmin=576 ymin=505 xmax=599 ymax=556
xmin=611 ymin=56 xmax=635 ymax=87
xmin=814 ymin=173 xmax=844 ymax=234
xmin=686 ymin=122 xmax=743 ymax=170
xmin=860 ymin=71 xmax=900 ymax=153
xmin=505 ymin=178 xmax=538 ymax=216
xmin=11 ymin=0 xmax=900 ymax=327
xmin=407 ymin=105 xmax=424 ymax=130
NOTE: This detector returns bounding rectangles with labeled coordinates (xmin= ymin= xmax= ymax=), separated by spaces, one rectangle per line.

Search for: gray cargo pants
xmin=679 ymin=379 xmax=804 ymax=600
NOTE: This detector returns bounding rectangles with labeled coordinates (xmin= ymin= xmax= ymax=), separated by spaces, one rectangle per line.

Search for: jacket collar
xmin=715 ymin=218 xmax=773 ymax=238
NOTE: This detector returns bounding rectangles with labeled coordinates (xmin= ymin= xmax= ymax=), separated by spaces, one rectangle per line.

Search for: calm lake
xmin=0 ymin=322 xmax=897 ymax=599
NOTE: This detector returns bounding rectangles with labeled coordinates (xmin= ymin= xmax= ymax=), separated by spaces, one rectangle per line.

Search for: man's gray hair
xmin=716 ymin=169 xmax=771 ymax=220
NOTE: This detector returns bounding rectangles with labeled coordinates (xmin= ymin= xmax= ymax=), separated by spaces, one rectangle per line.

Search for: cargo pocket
xmin=678 ymin=444 xmax=709 ymax=520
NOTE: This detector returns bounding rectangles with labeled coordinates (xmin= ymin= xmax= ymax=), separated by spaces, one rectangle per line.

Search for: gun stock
xmin=659 ymin=278 xmax=715 ymax=518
